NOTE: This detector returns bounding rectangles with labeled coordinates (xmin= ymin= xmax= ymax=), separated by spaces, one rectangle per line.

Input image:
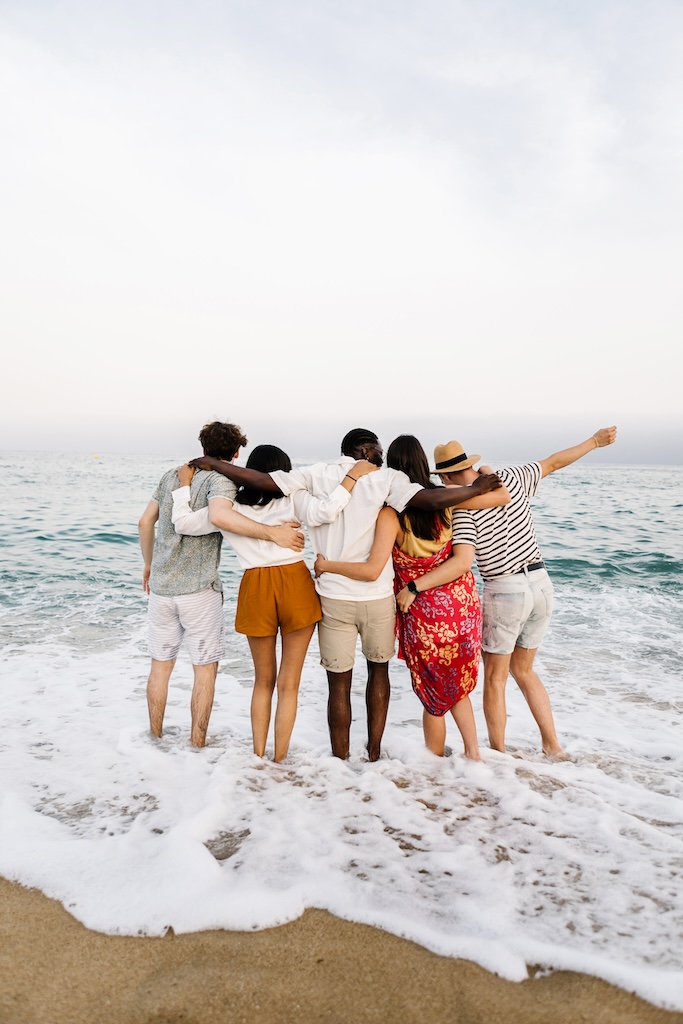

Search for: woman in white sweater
xmin=172 ymin=445 xmax=376 ymax=761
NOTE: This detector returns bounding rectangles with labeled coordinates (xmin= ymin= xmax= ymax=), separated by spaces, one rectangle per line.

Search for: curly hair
xmin=198 ymin=421 xmax=248 ymax=460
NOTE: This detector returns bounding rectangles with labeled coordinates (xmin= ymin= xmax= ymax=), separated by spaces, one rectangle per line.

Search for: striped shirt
xmin=451 ymin=463 xmax=543 ymax=580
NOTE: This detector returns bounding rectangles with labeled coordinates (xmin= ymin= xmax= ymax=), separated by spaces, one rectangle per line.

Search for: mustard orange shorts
xmin=235 ymin=561 xmax=322 ymax=637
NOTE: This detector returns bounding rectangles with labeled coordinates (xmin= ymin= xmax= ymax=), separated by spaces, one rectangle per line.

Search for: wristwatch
xmin=407 ymin=580 xmax=419 ymax=595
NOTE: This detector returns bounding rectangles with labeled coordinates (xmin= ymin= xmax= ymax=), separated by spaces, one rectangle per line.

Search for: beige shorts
xmin=318 ymin=595 xmax=396 ymax=672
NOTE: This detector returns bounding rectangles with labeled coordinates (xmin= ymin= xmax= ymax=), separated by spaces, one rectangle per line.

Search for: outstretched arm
xmin=408 ymin=474 xmax=510 ymax=511
xmin=314 ymin=507 xmax=399 ymax=582
xmin=396 ymin=544 xmax=475 ymax=613
xmin=538 ymin=426 xmax=617 ymax=478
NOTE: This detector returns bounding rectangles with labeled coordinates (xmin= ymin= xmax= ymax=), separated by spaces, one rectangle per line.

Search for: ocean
xmin=1 ymin=452 xmax=682 ymax=1010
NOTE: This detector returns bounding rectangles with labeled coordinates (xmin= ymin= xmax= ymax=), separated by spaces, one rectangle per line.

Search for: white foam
xmin=1 ymin=620 xmax=682 ymax=1010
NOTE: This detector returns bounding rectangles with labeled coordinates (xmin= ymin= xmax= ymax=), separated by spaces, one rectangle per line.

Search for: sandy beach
xmin=0 ymin=877 xmax=680 ymax=1024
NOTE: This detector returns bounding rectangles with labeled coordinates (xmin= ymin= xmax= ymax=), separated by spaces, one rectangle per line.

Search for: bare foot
xmin=543 ymin=745 xmax=569 ymax=761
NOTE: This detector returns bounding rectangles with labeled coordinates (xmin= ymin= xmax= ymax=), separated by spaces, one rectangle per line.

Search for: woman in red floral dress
xmin=315 ymin=435 xmax=509 ymax=760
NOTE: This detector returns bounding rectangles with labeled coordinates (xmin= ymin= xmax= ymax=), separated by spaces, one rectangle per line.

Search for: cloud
xmin=1 ymin=0 xmax=681 ymax=434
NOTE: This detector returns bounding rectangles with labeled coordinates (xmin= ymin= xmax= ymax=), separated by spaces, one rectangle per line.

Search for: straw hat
xmin=432 ymin=440 xmax=481 ymax=473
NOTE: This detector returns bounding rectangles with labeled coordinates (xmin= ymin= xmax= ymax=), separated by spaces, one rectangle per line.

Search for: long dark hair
xmin=386 ymin=435 xmax=448 ymax=541
xmin=235 ymin=445 xmax=290 ymax=507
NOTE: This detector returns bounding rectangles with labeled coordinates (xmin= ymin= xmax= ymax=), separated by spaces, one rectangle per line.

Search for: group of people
xmin=138 ymin=421 xmax=617 ymax=761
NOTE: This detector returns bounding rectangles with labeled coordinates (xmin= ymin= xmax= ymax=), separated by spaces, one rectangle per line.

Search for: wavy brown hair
xmin=198 ymin=421 xmax=248 ymax=460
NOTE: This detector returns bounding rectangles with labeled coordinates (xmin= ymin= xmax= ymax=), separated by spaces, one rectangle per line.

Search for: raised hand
xmin=592 ymin=426 xmax=617 ymax=448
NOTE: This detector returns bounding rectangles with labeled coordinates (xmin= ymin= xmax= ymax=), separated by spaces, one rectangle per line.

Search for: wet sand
xmin=0 ymin=877 xmax=680 ymax=1024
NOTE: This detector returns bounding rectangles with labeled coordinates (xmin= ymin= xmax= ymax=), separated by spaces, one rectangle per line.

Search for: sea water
xmin=0 ymin=452 xmax=682 ymax=1009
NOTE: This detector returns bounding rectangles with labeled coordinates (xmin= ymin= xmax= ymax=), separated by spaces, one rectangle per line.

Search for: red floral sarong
xmin=393 ymin=540 xmax=482 ymax=717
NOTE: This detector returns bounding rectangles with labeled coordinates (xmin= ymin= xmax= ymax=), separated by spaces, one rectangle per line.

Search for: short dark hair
xmin=340 ymin=428 xmax=379 ymax=456
xmin=198 ymin=421 xmax=248 ymax=460
xmin=236 ymin=444 xmax=291 ymax=507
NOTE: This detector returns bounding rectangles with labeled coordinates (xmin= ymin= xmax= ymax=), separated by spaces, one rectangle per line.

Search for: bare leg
xmin=147 ymin=658 xmax=176 ymax=738
xmin=327 ymin=669 xmax=353 ymax=759
xmin=273 ymin=625 xmax=315 ymax=762
xmin=482 ymin=652 xmax=512 ymax=752
xmin=190 ymin=661 xmax=218 ymax=748
xmin=451 ymin=696 xmax=481 ymax=760
xmin=422 ymin=709 xmax=447 ymax=755
xmin=509 ymin=646 xmax=566 ymax=758
xmin=248 ymin=636 xmax=278 ymax=757
xmin=366 ymin=660 xmax=390 ymax=762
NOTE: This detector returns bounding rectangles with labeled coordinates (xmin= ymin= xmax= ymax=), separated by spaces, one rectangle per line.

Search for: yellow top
xmin=398 ymin=508 xmax=452 ymax=558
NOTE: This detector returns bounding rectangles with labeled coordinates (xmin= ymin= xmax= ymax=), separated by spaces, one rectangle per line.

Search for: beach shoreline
xmin=1 ymin=877 xmax=680 ymax=1024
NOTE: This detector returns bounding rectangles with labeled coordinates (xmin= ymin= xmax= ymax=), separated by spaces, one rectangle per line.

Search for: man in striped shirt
xmin=436 ymin=426 xmax=617 ymax=758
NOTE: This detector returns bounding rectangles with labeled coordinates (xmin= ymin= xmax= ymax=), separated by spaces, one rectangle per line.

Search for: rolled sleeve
xmin=293 ymin=484 xmax=352 ymax=526
xmin=270 ymin=467 xmax=310 ymax=496
xmin=452 ymin=509 xmax=478 ymax=547
xmin=385 ymin=469 xmax=423 ymax=512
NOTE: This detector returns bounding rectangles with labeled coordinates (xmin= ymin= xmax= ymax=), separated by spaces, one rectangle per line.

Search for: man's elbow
xmin=209 ymin=511 xmax=229 ymax=530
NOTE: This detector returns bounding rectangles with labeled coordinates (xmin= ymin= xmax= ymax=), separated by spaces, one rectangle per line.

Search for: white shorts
xmin=482 ymin=568 xmax=554 ymax=655
xmin=147 ymin=587 xmax=225 ymax=664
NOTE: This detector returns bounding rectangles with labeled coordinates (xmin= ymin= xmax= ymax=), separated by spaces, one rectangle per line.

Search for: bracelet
xmin=592 ymin=437 xmax=599 ymax=450
xmin=345 ymin=474 xmax=359 ymax=482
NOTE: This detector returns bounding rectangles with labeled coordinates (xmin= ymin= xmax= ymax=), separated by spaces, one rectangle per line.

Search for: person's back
xmin=440 ymin=427 xmax=617 ymax=756
xmin=138 ymin=420 xmax=247 ymax=748
xmin=271 ymin=458 xmax=421 ymax=600
xmin=451 ymin=463 xmax=542 ymax=580
xmin=150 ymin=467 xmax=235 ymax=594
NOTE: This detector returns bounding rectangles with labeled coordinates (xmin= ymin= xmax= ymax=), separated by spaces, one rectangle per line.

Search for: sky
xmin=1 ymin=0 xmax=681 ymax=460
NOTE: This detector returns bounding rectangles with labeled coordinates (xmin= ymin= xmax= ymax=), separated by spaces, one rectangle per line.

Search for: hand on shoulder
xmin=350 ymin=459 xmax=380 ymax=478
xmin=177 ymin=464 xmax=195 ymax=487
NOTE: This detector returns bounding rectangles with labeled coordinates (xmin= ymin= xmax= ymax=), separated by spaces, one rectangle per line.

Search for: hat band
xmin=435 ymin=451 xmax=470 ymax=470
